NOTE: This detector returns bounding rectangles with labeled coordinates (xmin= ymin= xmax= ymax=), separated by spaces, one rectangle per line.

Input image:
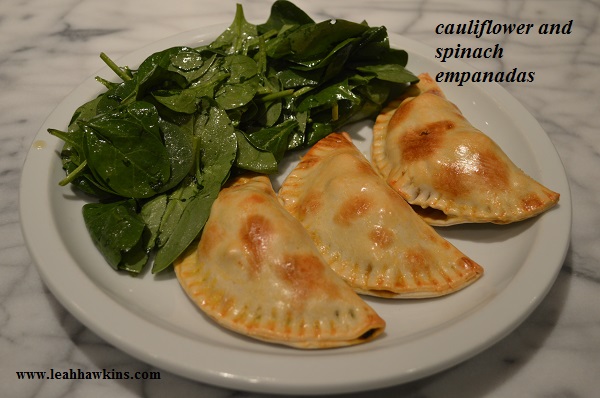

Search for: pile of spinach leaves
xmin=49 ymin=0 xmax=418 ymax=275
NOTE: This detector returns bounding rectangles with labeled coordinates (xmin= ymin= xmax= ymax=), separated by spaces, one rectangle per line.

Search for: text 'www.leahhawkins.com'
xmin=15 ymin=368 xmax=161 ymax=381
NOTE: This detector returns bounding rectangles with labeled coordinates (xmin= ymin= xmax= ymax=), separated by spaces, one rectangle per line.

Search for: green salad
xmin=49 ymin=0 xmax=418 ymax=275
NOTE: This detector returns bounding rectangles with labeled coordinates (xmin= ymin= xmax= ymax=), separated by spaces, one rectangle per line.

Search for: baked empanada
xmin=278 ymin=133 xmax=483 ymax=298
xmin=174 ymin=174 xmax=385 ymax=349
xmin=371 ymin=73 xmax=560 ymax=225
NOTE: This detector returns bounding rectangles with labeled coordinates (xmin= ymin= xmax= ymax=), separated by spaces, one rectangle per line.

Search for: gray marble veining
xmin=2 ymin=0 xmax=599 ymax=397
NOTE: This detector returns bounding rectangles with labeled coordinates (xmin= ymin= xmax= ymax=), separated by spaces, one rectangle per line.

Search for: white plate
xmin=20 ymin=25 xmax=571 ymax=395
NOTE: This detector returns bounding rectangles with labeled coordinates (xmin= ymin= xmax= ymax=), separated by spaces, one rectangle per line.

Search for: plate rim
xmin=19 ymin=24 xmax=572 ymax=395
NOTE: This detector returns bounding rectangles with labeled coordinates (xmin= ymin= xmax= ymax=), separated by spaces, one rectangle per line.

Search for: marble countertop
xmin=2 ymin=0 xmax=599 ymax=397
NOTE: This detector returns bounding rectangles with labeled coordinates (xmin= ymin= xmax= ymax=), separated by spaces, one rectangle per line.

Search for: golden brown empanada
xmin=278 ymin=133 xmax=483 ymax=298
xmin=371 ymin=73 xmax=560 ymax=226
xmin=174 ymin=174 xmax=385 ymax=349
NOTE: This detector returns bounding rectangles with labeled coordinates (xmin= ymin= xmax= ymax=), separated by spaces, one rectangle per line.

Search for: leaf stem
xmin=59 ymin=160 xmax=88 ymax=186
xmin=292 ymin=86 xmax=313 ymax=97
xmin=260 ymin=89 xmax=294 ymax=102
xmin=100 ymin=52 xmax=132 ymax=82
xmin=332 ymin=102 xmax=339 ymax=121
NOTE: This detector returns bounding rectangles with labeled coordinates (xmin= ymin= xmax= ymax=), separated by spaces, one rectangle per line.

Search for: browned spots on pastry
xmin=364 ymin=263 xmax=374 ymax=280
xmin=333 ymin=195 xmax=372 ymax=226
xmin=199 ymin=222 xmax=224 ymax=254
xmin=276 ymin=254 xmax=335 ymax=302
xmin=435 ymin=162 xmax=469 ymax=197
xmin=278 ymin=254 xmax=323 ymax=284
xmin=369 ymin=225 xmax=394 ymax=249
xmin=296 ymin=191 xmax=322 ymax=219
xmin=435 ymin=145 xmax=509 ymax=196
xmin=218 ymin=296 xmax=234 ymax=318
xmin=546 ymin=190 xmax=560 ymax=202
xmin=456 ymin=257 xmax=483 ymax=278
xmin=405 ymin=249 xmax=424 ymax=267
xmin=356 ymin=157 xmax=377 ymax=176
xmin=239 ymin=214 xmax=273 ymax=274
xmin=245 ymin=193 xmax=268 ymax=205
xmin=375 ymin=265 xmax=390 ymax=287
xmin=404 ymin=249 xmax=432 ymax=287
xmin=231 ymin=304 xmax=248 ymax=325
xmin=399 ymin=120 xmax=455 ymax=163
xmin=283 ymin=310 xmax=293 ymax=335
xmin=264 ymin=308 xmax=278 ymax=332
xmin=521 ymin=192 xmax=544 ymax=212
xmin=331 ymin=133 xmax=351 ymax=147
xmin=297 ymin=153 xmax=320 ymax=170
xmin=312 ymin=319 xmax=322 ymax=337
xmin=475 ymin=147 xmax=510 ymax=189
xmin=328 ymin=319 xmax=337 ymax=336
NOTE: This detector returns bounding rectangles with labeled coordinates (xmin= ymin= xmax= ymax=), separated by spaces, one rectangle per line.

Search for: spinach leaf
xmin=235 ymin=130 xmax=278 ymax=173
xmin=283 ymin=19 xmax=370 ymax=62
xmin=174 ymin=52 xmax=218 ymax=84
xmin=296 ymin=79 xmax=360 ymax=115
xmin=274 ymin=66 xmax=321 ymax=89
xmin=68 ymin=95 xmax=103 ymax=128
xmin=215 ymin=55 xmax=260 ymax=110
xmin=96 ymin=79 xmax=138 ymax=114
xmin=119 ymin=242 xmax=149 ymax=274
xmin=82 ymin=102 xmax=171 ymax=198
xmin=356 ymin=63 xmax=419 ymax=83
xmin=82 ymin=200 xmax=147 ymax=272
xmin=208 ymin=4 xmax=257 ymax=55
xmin=346 ymin=26 xmax=391 ymax=62
xmin=152 ymin=84 xmax=213 ymax=114
xmin=257 ymin=0 xmax=314 ymax=34
xmin=152 ymin=178 xmax=219 ymax=273
xmin=132 ymin=47 xmax=191 ymax=101
xmin=305 ymin=122 xmax=333 ymax=146
xmin=140 ymin=194 xmax=167 ymax=251
xmin=194 ymin=98 xmax=238 ymax=188
xmin=246 ymin=119 xmax=298 ymax=162
xmin=158 ymin=119 xmax=195 ymax=191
